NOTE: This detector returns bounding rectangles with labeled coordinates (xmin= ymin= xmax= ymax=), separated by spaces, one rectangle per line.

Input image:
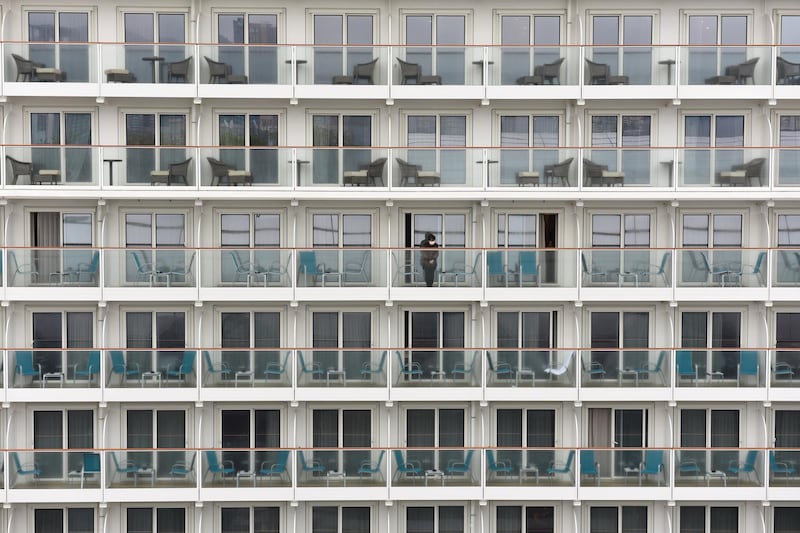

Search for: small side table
xmin=134 ymin=467 xmax=155 ymax=486
xmin=142 ymin=371 xmax=162 ymax=387
xmin=326 ymin=369 xmax=345 ymax=386
xmin=623 ymin=466 xmax=641 ymax=485
xmin=326 ymin=471 xmax=347 ymax=486
xmin=658 ymin=59 xmax=676 ymax=84
xmin=236 ymin=470 xmax=257 ymax=487
xmin=424 ymin=469 xmax=444 ymax=486
xmin=520 ymin=465 xmax=539 ymax=484
xmin=42 ymin=372 xmax=65 ymax=388
xmin=619 ymin=368 xmax=640 ymax=387
xmin=706 ymin=470 xmax=727 ymax=486
xmin=431 ymin=370 xmax=447 ymax=383
xmin=104 ymin=158 xmax=122 ymax=185
xmin=33 ymin=169 xmax=61 ymax=185
xmin=142 ymin=56 xmax=165 ymax=83
xmin=516 ymin=368 xmax=534 ymax=386
xmin=235 ymin=370 xmax=254 ymax=387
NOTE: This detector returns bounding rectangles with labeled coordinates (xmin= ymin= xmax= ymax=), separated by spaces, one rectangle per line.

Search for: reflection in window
xmin=406 ymin=15 xmax=465 ymax=84
xmin=218 ymin=14 xmax=278 ymax=82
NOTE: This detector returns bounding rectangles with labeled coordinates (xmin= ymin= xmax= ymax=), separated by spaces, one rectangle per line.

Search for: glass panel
xmin=222 ymin=410 xmax=250 ymax=471
xmin=68 ymin=508 xmax=94 ymax=533
xmin=249 ymin=15 xmax=279 ymax=84
xmin=65 ymin=113 xmax=92 ymax=182
xmin=35 ymin=509 xmax=62 ymax=533
xmin=29 ymin=12 xmax=56 ymax=71
xmin=126 ymin=114 xmax=156 ymax=183
xmin=34 ymin=411 xmax=63 ymax=479
xmin=710 ymin=507 xmax=737 ymax=533
xmin=778 ymin=116 xmax=800 ymax=185
xmin=439 ymin=506 xmax=464 ymax=533
xmin=312 ymin=115 xmax=339 ymax=184
xmin=347 ymin=15 xmax=373 ymax=73
xmin=127 ymin=508 xmax=153 ymax=533
xmin=60 ymin=13 xmax=89 ymax=81
xmin=437 ymin=16 xmax=465 ymax=85
xmin=407 ymin=507 xmax=434 ymax=533
xmin=124 ymin=13 xmax=155 ymax=82
xmin=218 ymin=14 xmax=246 ymax=77
xmin=621 ymin=506 xmax=648 ymax=533
xmin=623 ymin=16 xmax=652 ymax=84
xmin=221 ymin=508 xmax=249 ymax=533
xmin=254 ymin=508 xmax=281 ymax=533
xmin=250 ymin=115 xmax=279 ymax=184
xmin=157 ymin=411 xmax=185 ymax=477
xmin=314 ymin=15 xmax=343 ymax=84
xmin=156 ymin=508 xmax=185 ymax=533
xmin=406 ymin=16 xmax=433 ymax=76
xmin=526 ymin=507 xmax=555 ymax=533
xmin=689 ymin=16 xmax=718 ymax=84
xmin=621 ymin=117 xmax=651 ymax=184
xmin=590 ymin=507 xmax=618 ymax=533
xmin=679 ymin=506 xmax=705 ymax=533
xmin=593 ymin=16 xmax=619 ymax=75
xmin=501 ymin=17 xmax=530 ymax=84
xmin=533 ymin=16 xmax=561 ymax=68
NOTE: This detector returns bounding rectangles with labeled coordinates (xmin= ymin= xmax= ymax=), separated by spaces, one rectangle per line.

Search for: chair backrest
xmin=354 ymin=58 xmax=378 ymax=82
xmin=373 ymin=450 xmax=386 ymax=469
xmin=87 ymin=350 xmax=101 ymax=373
xmin=657 ymin=252 xmax=671 ymax=274
xmin=564 ymin=450 xmax=575 ymax=469
xmin=777 ymin=56 xmax=800 ymax=83
xmin=207 ymin=157 xmax=232 ymax=179
xmin=581 ymin=252 xmax=590 ymax=275
xmin=298 ymin=251 xmax=317 ymax=274
xmin=203 ymin=350 xmax=216 ymax=371
xmin=462 ymin=449 xmax=474 ymax=467
xmin=643 ymin=449 xmax=663 ymax=471
xmin=205 ymin=450 xmax=221 ymax=470
xmin=542 ymin=57 xmax=565 ymax=76
xmin=367 ymin=158 xmax=387 ymax=178
xmin=180 ymin=351 xmax=196 ymax=372
xmin=130 ymin=250 xmax=147 ymax=273
xmin=83 ymin=452 xmax=101 ymax=473
xmin=111 ymin=451 xmax=122 ymax=469
xmin=485 ymin=351 xmax=497 ymax=372
xmin=696 ymin=251 xmax=712 ymax=274
xmin=737 ymin=57 xmax=759 ymax=77
xmin=274 ymin=450 xmax=290 ymax=470
xmin=752 ymin=251 xmax=766 ymax=274
xmin=86 ymin=251 xmax=100 ymax=273
xmin=110 ymin=350 xmax=126 ymax=371
xmin=16 ymin=350 xmax=34 ymax=372
xmin=585 ymin=59 xmax=609 ymax=80
xmin=396 ymin=58 xmax=421 ymax=82
xmin=169 ymin=57 xmax=192 ymax=75
xmin=375 ymin=351 xmax=387 ymax=371
xmin=561 ymin=351 xmax=576 ymax=372
xmin=653 ymin=351 xmax=667 ymax=372
xmin=205 ymin=56 xmax=231 ymax=77
xmin=519 ymin=251 xmax=537 ymax=274
xmin=769 ymin=450 xmax=779 ymax=470
xmin=6 ymin=156 xmax=33 ymax=183
xmin=583 ymin=158 xmax=606 ymax=178
xmin=12 ymin=54 xmax=36 ymax=75
xmin=486 ymin=251 xmax=504 ymax=275
xmin=744 ymin=158 xmax=765 ymax=179
xmin=742 ymin=449 xmax=758 ymax=470
xmin=298 ymin=351 xmax=313 ymax=372
xmin=739 ymin=350 xmax=758 ymax=375
xmin=487 ymin=449 xmax=499 ymax=470
xmin=393 ymin=449 xmax=409 ymax=469
xmin=579 ymin=450 xmax=595 ymax=472
xmin=168 ymin=158 xmax=192 ymax=180
xmin=549 ymin=157 xmax=573 ymax=178
xmin=395 ymin=158 xmax=418 ymax=179
xmin=676 ymin=350 xmax=693 ymax=374
xmin=299 ymin=450 xmax=315 ymax=470
xmin=11 ymin=452 xmax=23 ymax=471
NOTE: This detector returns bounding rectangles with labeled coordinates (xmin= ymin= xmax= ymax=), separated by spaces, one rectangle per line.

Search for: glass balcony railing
xmin=580 ymin=350 xmax=671 ymax=387
xmin=295 ymin=248 xmax=387 ymax=288
xmin=9 ymin=450 xmax=100 ymax=489
xmin=198 ymin=147 xmax=292 ymax=187
xmin=202 ymin=449 xmax=291 ymax=488
xmin=585 ymin=46 xmax=677 ymax=86
xmin=487 ymin=45 xmax=573 ymax=86
xmin=10 ymin=349 xmax=102 ymax=388
xmin=295 ymin=45 xmax=389 ymax=86
xmin=581 ymin=249 xmax=673 ymax=287
xmin=769 ymin=449 xmax=800 ymax=486
xmin=6 ymin=248 xmax=99 ymax=287
xmin=675 ymin=249 xmax=767 ymax=288
xmin=293 ymin=148 xmax=390 ymax=187
xmin=4 ymin=145 xmax=99 ymax=186
xmin=577 ymin=448 xmax=671 ymax=487
xmin=297 ymin=449 xmax=386 ymax=486
xmin=103 ymin=349 xmax=197 ymax=388
xmin=202 ymin=349 xmax=291 ymax=388
xmin=107 ymin=449 xmax=196 ymax=488
xmin=6 ymin=41 xmax=95 ymax=83
xmin=674 ymin=349 xmax=765 ymax=387
xmin=486 ymin=148 xmax=577 ymax=187
xmin=677 ymin=148 xmax=769 ymax=187
xmin=393 ymin=46 xmax=482 ymax=86
xmin=201 ymin=249 xmax=293 ymax=288
xmin=393 ymin=350 xmax=480 ymax=387
xmin=391 ymin=448 xmax=480 ymax=486
xmin=296 ymin=349 xmax=387 ymax=387
xmin=582 ymin=148 xmax=676 ymax=187
xmin=104 ymin=248 xmax=196 ymax=288
xmin=678 ymin=45 xmax=772 ymax=86
xmin=675 ymin=448 xmax=764 ymax=487
xmin=389 ymin=148 xmax=484 ymax=188
xmin=772 ymin=350 xmax=800 ymax=387
xmin=100 ymin=43 xmax=195 ymax=84
xmin=485 ymin=349 xmax=576 ymax=387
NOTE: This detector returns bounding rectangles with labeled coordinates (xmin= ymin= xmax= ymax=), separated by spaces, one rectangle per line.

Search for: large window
xmin=221 ymin=409 xmax=281 ymax=473
xmin=680 ymin=311 xmax=741 ymax=380
xmin=406 ymin=506 xmax=464 ymax=533
xmin=313 ymin=14 xmax=374 ymax=84
xmin=774 ymin=508 xmax=800 ymax=533
xmin=405 ymin=15 xmax=466 ymax=84
xmin=587 ymin=408 xmax=648 ymax=478
xmin=312 ymin=114 xmax=372 ymax=184
xmin=499 ymin=15 xmax=560 ymax=84
xmin=589 ymin=116 xmax=651 ymax=185
xmin=778 ymin=116 xmax=800 ymax=185
xmin=221 ymin=507 xmax=279 ymax=533
xmin=406 ymin=408 xmax=465 ymax=472
xmin=126 ymin=508 xmax=186 ymax=533
xmin=591 ymin=15 xmax=652 ymax=84
xmin=406 ymin=115 xmax=467 ymax=184
xmin=680 ymin=506 xmax=738 ymax=533
xmin=404 ymin=310 xmax=465 ymax=380
xmin=125 ymin=212 xmax=189 ymax=284
xmin=775 ymin=312 xmax=800 ymax=371
xmin=680 ymin=409 xmax=739 ymax=474
xmin=125 ymin=310 xmax=187 ymax=376
xmin=32 ymin=310 xmax=93 ymax=378
xmin=681 ymin=213 xmax=742 ymax=283
xmin=34 ymin=508 xmax=94 ymax=533
xmin=499 ymin=115 xmax=560 ymax=184
xmin=33 ymin=410 xmax=93 ymax=480
xmin=220 ymin=213 xmax=282 ymax=283
xmin=687 ymin=15 xmax=747 ymax=84
xmin=312 ymin=409 xmax=371 ymax=475
xmin=496 ymin=409 xmax=555 ymax=474
xmin=126 ymin=410 xmax=186 ymax=479
xmin=311 ymin=213 xmax=372 ymax=283
xmin=589 ymin=310 xmax=649 ymax=382
xmin=27 ymin=11 xmax=90 ymax=82
xmin=496 ymin=506 xmax=554 ymax=533
xmin=590 ymin=214 xmax=651 ymax=281
xmin=25 ymin=210 xmax=94 ymax=286
xmin=683 ymin=114 xmax=746 ymax=185
xmin=218 ymin=14 xmax=278 ymax=83
xmin=589 ymin=506 xmax=647 ymax=533
xmin=125 ymin=113 xmax=187 ymax=184
xmin=496 ymin=311 xmax=556 ymax=377
xmin=218 ymin=114 xmax=279 ymax=183
xmin=311 ymin=311 xmax=372 ymax=382
xmin=124 ymin=12 xmax=186 ymax=82
xmin=220 ymin=311 xmax=281 ymax=379
xmin=777 ymin=215 xmax=800 ymax=283
xmin=312 ymin=507 xmax=370 ymax=533
xmin=29 ymin=112 xmax=92 ymax=183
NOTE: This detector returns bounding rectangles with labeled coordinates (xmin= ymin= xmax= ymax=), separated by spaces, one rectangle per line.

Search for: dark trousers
xmin=423 ymin=264 xmax=436 ymax=287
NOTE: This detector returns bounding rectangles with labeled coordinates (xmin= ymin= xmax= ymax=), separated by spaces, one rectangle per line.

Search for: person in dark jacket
xmin=419 ymin=232 xmax=439 ymax=287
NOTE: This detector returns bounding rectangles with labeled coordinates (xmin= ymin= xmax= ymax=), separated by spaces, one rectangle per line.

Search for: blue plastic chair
xmin=80 ymin=452 xmax=102 ymax=488
xmin=393 ymin=450 xmax=423 ymax=484
xmin=445 ymin=449 xmax=475 ymax=482
xmin=728 ymin=449 xmax=759 ymax=484
xmin=486 ymin=351 xmax=514 ymax=383
xmin=357 ymin=450 xmax=386 ymax=481
xmin=73 ymin=350 xmax=101 ymax=384
xmin=11 ymin=451 xmax=40 ymax=485
xmin=486 ymin=250 xmax=507 ymax=287
xmin=361 ymin=351 xmax=387 ymax=381
xmin=259 ymin=450 xmax=290 ymax=482
xmin=298 ymin=450 xmax=326 ymax=478
xmin=635 ymin=350 xmax=667 ymax=385
xmin=451 ymin=351 xmax=478 ymax=383
xmin=166 ymin=350 xmax=196 ymax=384
xmin=486 ymin=450 xmax=515 ymax=479
xmin=75 ymin=251 xmax=100 ymax=284
xmin=110 ymin=451 xmax=140 ymax=484
xmin=204 ymin=350 xmax=231 ymax=382
xmin=516 ymin=251 xmax=539 ymax=286
xmin=546 ymin=450 xmax=575 ymax=481
xmin=640 ymin=450 xmax=664 ymax=485
xmin=169 ymin=452 xmax=197 ymax=482
xmin=737 ymin=350 xmax=759 ymax=387
xmin=264 ymin=352 xmax=291 ymax=382
xmin=15 ymin=350 xmax=41 ymax=386
xmin=205 ymin=450 xmax=235 ymax=485
xmin=298 ymin=351 xmax=324 ymax=382
xmin=581 ymin=355 xmax=606 ymax=380
xmin=395 ymin=351 xmax=423 ymax=383
xmin=769 ymin=451 xmax=796 ymax=482
xmin=580 ymin=450 xmax=599 ymax=485
xmin=676 ymin=350 xmax=698 ymax=385
xmin=774 ymin=360 xmax=795 ymax=382
xmin=110 ymin=350 xmax=140 ymax=384
xmin=298 ymin=250 xmax=341 ymax=287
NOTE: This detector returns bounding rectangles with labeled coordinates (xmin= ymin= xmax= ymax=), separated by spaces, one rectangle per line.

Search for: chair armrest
xmin=590 ymin=361 xmax=605 ymax=371
xmin=409 ymin=362 xmax=423 ymax=371
xmin=496 ymin=362 xmax=513 ymax=372
xmin=775 ymin=362 xmax=794 ymax=371
xmin=222 ymin=460 xmax=236 ymax=469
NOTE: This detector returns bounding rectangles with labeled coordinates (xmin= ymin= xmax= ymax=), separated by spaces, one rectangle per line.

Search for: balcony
xmin=579 ymin=350 xmax=670 ymax=388
xmin=107 ymin=449 xmax=196 ymax=489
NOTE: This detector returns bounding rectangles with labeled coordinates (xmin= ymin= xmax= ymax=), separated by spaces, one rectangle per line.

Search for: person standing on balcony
xmin=420 ymin=232 xmax=439 ymax=287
